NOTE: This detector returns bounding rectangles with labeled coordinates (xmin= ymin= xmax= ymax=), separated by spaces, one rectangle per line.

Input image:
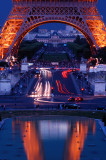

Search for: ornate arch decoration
xmin=0 ymin=0 xmax=106 ymax=59
xmin=11 ymin=17 xmax=97 ymax=58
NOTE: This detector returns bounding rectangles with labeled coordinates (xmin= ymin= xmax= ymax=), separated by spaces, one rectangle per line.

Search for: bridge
xmin=0 ymin=0 xmax=106 ymax=60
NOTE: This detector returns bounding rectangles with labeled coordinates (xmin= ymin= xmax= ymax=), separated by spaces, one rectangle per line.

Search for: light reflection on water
xmin=12 ymin=117 xmax=95 ymax=160
xmin=39 ymin=120 xmax=69 ymax=139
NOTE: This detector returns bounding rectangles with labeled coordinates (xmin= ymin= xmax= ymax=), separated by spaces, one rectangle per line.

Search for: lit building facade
xmin=35 ymin=32 xmax=76 ymax=47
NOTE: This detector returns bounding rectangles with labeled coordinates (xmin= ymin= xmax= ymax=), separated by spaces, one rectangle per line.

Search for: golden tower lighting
xmin=0 ymin=0 xmax=106 ymax=59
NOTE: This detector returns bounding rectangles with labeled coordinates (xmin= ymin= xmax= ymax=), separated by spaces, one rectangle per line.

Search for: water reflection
xmin=64 ymin=120 xmax=95 ymax=160
xmin=64 ymin=121 xmax=88 ymax=160
xmin=39 ymin=120 xmax=69 ymax=139
xmin=12 ymin=119 xmax=44 ymax=160
xmin=12 ymin=117 xmax=95 ymax=160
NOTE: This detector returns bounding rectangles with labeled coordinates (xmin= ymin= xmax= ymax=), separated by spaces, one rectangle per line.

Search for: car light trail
xmin=35 ymin=82 xmax=40 ymax=92
xmin=33 ymin=82 xmax=43 ymax=97
xmin=56 ymin=80 xmax=71 ymax=94
xmin=47 ymin=81 xmax=51 ymax=97
xmin=37 ymin=82 xmax=43 ymax=97
xmin=63 ymin=84 xmax=70 ymax=94
xmin=62 ymin=71 xmax=68 ymax=78
xmin=56 ymin=80 xmax=63 ymax=94
xmin=43 ymin=81 xmax=51 ymax=97
xmin=41 ymin=69 xmax=52 ymax=78
xmin=35 ymin=98 xmax=65 ymax=104
xmin=62 ymin=69 xmax=80 ymax=79
xmin=58 ymin=81 xmax=67 ymax=94
xmin=62 ymin=69 xmax=72 ymax=78
xmin=43 ymin=82 xmax=47 ymax=97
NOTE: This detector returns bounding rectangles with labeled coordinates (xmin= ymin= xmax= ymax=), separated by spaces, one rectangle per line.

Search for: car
xmin=32 ymin=91 xmax=37 ymax=95
xmin=68 ymin=97 xmax=75 ymax=102
xmin=63 ymin=103 xmax=80 ymax=109
xmin=75 ymin=97 xmax=83 ymax=102
xmin=32 ymin=91 xmax=35 ymax=95
xmin=96 ymin=106 xmax=105 ymax=110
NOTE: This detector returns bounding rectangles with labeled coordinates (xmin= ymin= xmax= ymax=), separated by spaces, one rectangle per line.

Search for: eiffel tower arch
xmin=0 ymin=0 xmax=106 ymax=60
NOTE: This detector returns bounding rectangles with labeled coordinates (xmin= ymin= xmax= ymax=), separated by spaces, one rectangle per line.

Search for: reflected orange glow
xmin=12 ymin=119 xmax=44 ymax=160
xmin=64 ymin=119 xmax=96 ymax=160
xmin=89 ymin=118 xmax=96 ymax=135
xmin=68 ymin=122 xmax=87 ymax=160
xmin=21 ymin=121 xmax=43 ymax=160
xmin=12 ymin=118 xmax=96 ymax=160
xmin=93 ymin=120 xmax=96 ymax=135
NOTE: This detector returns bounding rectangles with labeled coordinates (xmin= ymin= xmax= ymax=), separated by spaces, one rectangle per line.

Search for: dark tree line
xmin=0 ymin=61 xmax=9 ymax=67
xmin=18 ymin=40 xmax=44 ymax=61
xmin=67 ymin=35 xmax=106 ymax=63
xmin=97 ymin=47 xmax=106 ymax=64
xmin=67 ymin=35 xmax=92 ymax=60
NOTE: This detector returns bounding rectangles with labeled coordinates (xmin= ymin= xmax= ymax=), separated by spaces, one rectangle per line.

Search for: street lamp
xmin=51 ymin=87 xmax=54 ymax=93
xmin=81 ymin=87 xmax=84 ymax=96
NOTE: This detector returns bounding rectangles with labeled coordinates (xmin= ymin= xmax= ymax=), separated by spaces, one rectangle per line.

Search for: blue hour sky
xmin=0 ymin=0 xmax=106 ymax=28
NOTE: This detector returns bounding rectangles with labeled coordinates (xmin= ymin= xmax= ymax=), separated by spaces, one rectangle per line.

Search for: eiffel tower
xmin=0 ymin=0 xmax=106 ymax=60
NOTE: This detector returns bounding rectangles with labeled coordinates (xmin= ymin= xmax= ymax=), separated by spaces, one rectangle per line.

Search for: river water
xmin=0 ymin=116 xmax=106 ymax=160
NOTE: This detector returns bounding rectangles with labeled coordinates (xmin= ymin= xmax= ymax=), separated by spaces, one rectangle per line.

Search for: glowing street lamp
xmin=51 ymin=87 xmax=54 ymax=93
xmin=81 ymin=88 xmax=84 ymax=96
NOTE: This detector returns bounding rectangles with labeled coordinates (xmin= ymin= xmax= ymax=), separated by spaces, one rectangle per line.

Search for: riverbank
xmin=0 ymin=120 xmax=4 ymax=129
xmin=0 ymin=109 xmax=106 ymax=120
xmin=0 ymin=110 xmax=106 ymax=137
xmin=98 ymin=119 xmax=106 ymax=136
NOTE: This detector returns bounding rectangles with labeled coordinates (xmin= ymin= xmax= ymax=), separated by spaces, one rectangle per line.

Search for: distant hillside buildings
xmin=24 ymin=25 xmax=84 ymax=46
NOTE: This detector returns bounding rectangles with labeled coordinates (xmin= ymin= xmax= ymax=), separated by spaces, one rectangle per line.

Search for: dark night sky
xmin=0 ymin=0 xmax=106 ymax=30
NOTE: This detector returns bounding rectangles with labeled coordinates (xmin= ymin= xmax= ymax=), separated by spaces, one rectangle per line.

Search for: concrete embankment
xmin=8 ymin=72 xmax=20 ymax=88
xmin=0 ymin=120 xmax=4 ymax=129
xmin=98 ymin=119 xmax=106 ymax=137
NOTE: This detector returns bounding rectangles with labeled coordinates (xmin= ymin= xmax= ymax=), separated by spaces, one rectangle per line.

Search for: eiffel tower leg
xmin=0 ymin=17 xmax=24 ymax=59
xmin=80 ymin=3 xmax=106 ymax=49
xmin=0 ymin=2 xmax=30 ymax=60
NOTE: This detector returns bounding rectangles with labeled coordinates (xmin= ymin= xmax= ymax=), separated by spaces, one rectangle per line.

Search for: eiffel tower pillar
xmin=0 ymin=0 xmax=106 ymax=60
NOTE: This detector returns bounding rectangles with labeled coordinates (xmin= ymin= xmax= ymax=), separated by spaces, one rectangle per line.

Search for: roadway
xmin=0 ymin=68 xmax=106 ymax=110
xmin=52 ymin=70 xmax=77 ymax=96
xmin=29 ymin=69 xmax=106 ymax=110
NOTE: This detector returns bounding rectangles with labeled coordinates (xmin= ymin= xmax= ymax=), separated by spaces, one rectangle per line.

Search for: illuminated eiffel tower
xmin=0 ymin=0 xmax=106 ymax=60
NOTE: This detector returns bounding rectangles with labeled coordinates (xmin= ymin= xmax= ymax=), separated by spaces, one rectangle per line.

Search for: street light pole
xmin=81 ymin=87 xmax=84 ymax=96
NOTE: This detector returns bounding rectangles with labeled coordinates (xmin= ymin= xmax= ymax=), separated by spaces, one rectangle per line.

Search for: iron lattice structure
xmin=0 ymin=0 xmax=106 ymax=59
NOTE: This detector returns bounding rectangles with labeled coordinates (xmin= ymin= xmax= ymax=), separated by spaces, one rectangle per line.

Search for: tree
xmin=67 ymin=39 xmax=91 ymax=60
xmin=0 ymin=61 xmax=9 ymax=67
xmin=98 ymin=47 xmax=106 ymax=64
xmin=74 ymin=35 xmax=81 ymax=45
xmin=18 ymin=40 xmax=44 ymax=61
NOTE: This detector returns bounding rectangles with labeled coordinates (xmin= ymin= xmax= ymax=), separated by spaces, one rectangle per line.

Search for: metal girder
xmin=0 ymin=1 xmax=105 ymax=59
